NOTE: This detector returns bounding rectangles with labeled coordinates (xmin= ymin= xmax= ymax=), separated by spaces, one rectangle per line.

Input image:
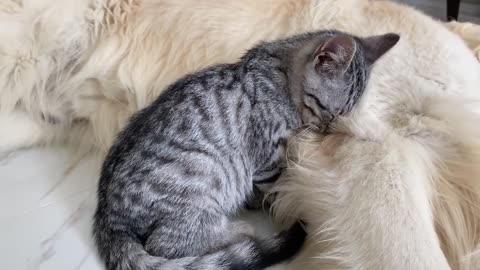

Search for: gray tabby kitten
xmin=93 ymin=30 xmax=399 ymax=270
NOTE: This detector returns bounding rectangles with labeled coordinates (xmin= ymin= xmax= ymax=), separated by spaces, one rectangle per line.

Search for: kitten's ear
xmin=313 ymin=34 xmax=356 ymax=75
xmin=360 ymin=33 xmax=400 ymax=65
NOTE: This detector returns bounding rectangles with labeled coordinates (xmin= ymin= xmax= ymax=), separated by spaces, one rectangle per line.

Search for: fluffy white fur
xmin=273 ymin=92 xmax=480 ymax=269
xmin=448 ymin=21 xmax=480 ymax=61
xmin=1 ymin=0 xmax=480 ymax=269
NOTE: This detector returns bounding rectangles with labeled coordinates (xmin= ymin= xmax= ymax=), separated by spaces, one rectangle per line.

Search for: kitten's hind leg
xmin=144 ymin=217 xmax=256 ymax=258
xmin=205 ymin=221 xmax=257 ymax=253
xmin=212 ymin=221 xmax=307 ymax=269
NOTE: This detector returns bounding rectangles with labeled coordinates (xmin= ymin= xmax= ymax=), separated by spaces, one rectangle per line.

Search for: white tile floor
xmin=0 ymin=148 xmax=102 ymax=270
xmin=0 ymin=148 xmax=282 ymax=270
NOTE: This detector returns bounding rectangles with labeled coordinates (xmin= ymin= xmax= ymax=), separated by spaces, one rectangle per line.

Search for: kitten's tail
xmin=93 ymin=221 xmax=306 ymax=270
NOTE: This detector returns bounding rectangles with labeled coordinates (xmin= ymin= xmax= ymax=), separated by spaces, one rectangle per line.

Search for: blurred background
xmin=398 ymin=0 xmax=480 ymax=23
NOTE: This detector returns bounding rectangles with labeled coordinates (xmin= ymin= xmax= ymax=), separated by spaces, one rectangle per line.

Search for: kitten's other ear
xmin=361 ymin=33 xmax=400 ymax=65
xmin=313 ymin=34 xmax=356 ymax=75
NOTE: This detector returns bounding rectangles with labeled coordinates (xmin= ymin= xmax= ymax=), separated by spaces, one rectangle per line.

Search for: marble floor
xmin=0 ymin=148 xmax=281 ymax=270
xmin=0 ymin=149 xmax=103 ymax=270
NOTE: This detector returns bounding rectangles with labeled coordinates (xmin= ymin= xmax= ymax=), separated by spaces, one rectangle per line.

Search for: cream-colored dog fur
xmin=448 ymin=21 xmax=480 ymax=61
xmin=1 ymin=0 xmax=480 ymax=269
xmin=274 ymin=93 xmax=480 ymax=269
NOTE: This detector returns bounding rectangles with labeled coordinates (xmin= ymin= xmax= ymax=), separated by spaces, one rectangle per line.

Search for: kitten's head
xmin=298 ymin=32 xmax=400 ymax=128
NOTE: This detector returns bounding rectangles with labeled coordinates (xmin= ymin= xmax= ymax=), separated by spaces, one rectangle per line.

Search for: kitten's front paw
xmin=245 ymin=184 xmax=273 ymax=210
xmin=245 ymin=196 xmax=265 ymax=210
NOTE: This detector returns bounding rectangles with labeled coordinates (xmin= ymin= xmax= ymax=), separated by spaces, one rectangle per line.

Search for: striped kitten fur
xmin=93 ymin=30 xmax=399 ymax=270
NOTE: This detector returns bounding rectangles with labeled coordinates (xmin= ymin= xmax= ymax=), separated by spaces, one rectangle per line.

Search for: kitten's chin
xmin=300 ymin=108 xmax=336 ymax=133
xmin=305 ymin=118 xmax=347 ymax=135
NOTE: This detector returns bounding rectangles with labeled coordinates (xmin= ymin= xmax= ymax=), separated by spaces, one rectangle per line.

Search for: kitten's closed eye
xmin=300 ymin=32 xmax=400 ymax=127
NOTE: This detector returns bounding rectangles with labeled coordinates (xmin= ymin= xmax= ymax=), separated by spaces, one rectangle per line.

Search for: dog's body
xmin=1 ymin=0 xmax=480 ymax=269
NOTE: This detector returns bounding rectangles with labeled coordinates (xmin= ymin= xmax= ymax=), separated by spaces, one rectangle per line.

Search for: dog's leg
xmin=322 ymin=137 xmax=450 ymax=270
xmin=0 ymin=0 xmax=96 ymax=157
xmin=276 ymin=128 xmax=452 ymax=270
xmin=0 ymin=111 xmax=57 ymax=158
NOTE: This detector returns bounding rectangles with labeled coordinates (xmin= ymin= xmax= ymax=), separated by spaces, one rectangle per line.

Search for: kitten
xmin=93 ymin=30 xmax=399 ymax=270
